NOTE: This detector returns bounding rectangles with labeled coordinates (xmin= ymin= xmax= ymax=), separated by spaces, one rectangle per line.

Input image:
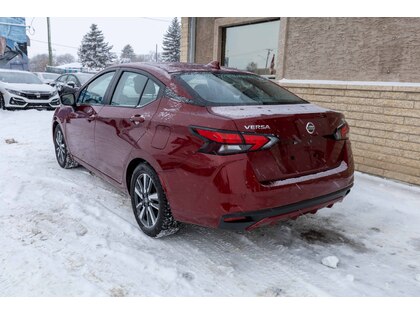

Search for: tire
xmin=53 ymin=125 xmax=79 ymax=169
xmin=130 ymin=163 xmax=179 ymax=238
xmin=0 ymin=93 xmax=6 ymax=110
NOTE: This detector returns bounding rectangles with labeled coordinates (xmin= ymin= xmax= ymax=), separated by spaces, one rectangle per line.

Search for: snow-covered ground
xmin=1 ymin=109 xmax=420 ymax=297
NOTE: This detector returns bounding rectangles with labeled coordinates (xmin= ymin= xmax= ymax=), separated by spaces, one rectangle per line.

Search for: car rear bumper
xmin=162 ymin=140 xmax=354 ymax=229
xmin=218 ymin=185 xmax=353 ymax=231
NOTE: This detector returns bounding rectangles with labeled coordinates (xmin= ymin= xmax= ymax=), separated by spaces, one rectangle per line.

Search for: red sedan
xmin=53 ymin=62 xmax=354 ymax=237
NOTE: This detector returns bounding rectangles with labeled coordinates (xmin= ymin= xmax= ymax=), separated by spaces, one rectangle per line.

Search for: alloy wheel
xmin=134 ymin=173 xmax=160 ymax=228
xmin=55 ymin=128 xmax=66 ymax=165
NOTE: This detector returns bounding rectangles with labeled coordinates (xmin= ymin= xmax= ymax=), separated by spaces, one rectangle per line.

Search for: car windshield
xmin=77 ymin=73 xmax=94 ymax=84
xmin=0 ymin=71 xmax=43 ymax=84
xmin=177 ymin=72 xmax=307 ymax=106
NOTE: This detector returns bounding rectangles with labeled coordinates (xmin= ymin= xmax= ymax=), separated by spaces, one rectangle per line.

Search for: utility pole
xmin=47 ymin=17 xmax=53 ymax=66
xmin=155 ymin=44 xmax=158 ymax=62
xmin=265 ymin=48 xmax=273 ymax=69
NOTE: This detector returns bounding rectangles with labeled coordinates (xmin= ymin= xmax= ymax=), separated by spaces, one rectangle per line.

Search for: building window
xmin=222 ymin=19 xmax=280 ymax=76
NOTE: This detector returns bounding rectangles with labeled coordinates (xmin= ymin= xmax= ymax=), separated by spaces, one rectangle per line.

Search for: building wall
xmin=195 ymin=18 xmax=217 ymax=63
xmin=282 ymin=82 xmax=420 ymax=186
xmin=284 ymin=18 xmax=420 ymax=82
xmin=180 ymin=17 xmax=420 ymax=185
xmin=181 ymin=17 xmax=420 ymax=82
xmin=180 ymin=18 xmax=189 ymax=62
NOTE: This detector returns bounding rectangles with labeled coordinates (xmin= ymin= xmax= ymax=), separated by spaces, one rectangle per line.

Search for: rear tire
xmin=53 ymin=125 xmax=79 ymax=169
xmin=130 ymin=163 xmax=179 ymax=238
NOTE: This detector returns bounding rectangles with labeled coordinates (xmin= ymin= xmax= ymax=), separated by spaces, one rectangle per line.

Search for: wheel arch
xmin=126 ymin=158 xmax=149 ymax=193
xmin=52 ymin=119 xmax=59 ymax=133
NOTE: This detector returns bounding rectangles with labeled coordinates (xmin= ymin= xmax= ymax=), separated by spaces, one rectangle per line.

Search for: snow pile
xmin=322 ymin=256 xmax=340 ymax=269
xmin=1 ymin=110 xmax=420 ymax=296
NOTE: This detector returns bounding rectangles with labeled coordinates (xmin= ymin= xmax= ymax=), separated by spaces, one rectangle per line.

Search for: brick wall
xmin=281 ymin=82 xmax=420 ymax=186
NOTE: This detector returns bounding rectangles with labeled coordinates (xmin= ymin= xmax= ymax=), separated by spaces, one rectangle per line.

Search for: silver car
xmin=0 ymin=69 xmax=60 ymax=110
xmin=34 ymin=72 xmax=60 ymax=84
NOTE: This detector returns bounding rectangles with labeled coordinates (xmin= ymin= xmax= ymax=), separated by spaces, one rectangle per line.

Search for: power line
xmin=137 ymin=17 xmax=172 ymax=23
xmin=29 ymin=38 xmax=79 ymax=50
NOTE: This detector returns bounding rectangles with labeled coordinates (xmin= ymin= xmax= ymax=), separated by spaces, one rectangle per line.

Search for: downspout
xmin=188 ymin=17 xmax=196 ymax=63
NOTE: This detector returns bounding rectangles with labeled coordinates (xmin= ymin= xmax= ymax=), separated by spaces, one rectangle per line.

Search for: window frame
xmin=57 ymin=74 xmax=68 ymax=83
xmin=105 ymin=68 xmax=165 ymax=109
xmin=76 ymin=70 xmax=117 ymax=106
xmin=221 ymin=18 xmax=281 ymax=74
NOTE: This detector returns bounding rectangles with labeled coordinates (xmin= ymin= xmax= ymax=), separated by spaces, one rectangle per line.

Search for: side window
xmin=78 ymin=71 xmax=115 ymax=105
xmin=111 ymin=72 xmax=147 ymax=107
xmin=67 ymin=75 xmax=76 ymax=83
xmin=139 ymin=79 xmax=160 ymax=106
xmin=57 ymin=75 xmax=67 ymax=83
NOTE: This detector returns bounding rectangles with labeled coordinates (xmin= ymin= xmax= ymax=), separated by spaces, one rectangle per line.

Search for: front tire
xmin=53 ymin=125 xmax=79 ymax=169
xmin=0 ymin=93 xmax=6 ymax=110
xmin=130 ymin=163 xmax=179 ymax=238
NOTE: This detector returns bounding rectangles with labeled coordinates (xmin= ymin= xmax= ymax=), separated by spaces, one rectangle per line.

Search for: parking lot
xmin=1 ymin=109 xmax=420 ymax=296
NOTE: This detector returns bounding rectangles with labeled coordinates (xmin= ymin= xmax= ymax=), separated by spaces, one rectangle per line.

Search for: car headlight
xmin=50 ymin=90 xmax=58 ymax=96
xmin=5 ymin=88 xmax=24 ymax=96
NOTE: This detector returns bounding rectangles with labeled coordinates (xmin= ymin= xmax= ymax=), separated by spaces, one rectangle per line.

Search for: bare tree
xmin=29 ymin=54 xmax=50 ymax=72
xmin=56 ymin=54 xmax=76 ymax=66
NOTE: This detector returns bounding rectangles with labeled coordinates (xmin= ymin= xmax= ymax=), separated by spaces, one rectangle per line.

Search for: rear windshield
xmin=0 ymin=71 xmax=43 ymax=84
xmin=176 ymin=72 xmax=307 ymax=106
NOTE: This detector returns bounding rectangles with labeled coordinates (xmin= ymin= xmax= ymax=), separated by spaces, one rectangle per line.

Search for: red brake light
xmin=242 ymin=134 xmax=270 ymax=151
xmin=195 ymin=128 xmax=242 ymax=144
xmin=192 ymin=127 xmax=278 ymax=155
xmin=334 ymin=119 xmax=350 ymax=140
xmin=340 ymin=124 xmax=349 ymax=138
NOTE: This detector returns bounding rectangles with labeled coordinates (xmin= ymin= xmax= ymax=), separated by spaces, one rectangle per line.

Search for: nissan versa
xmin=52 ymin=62 xmax=354 ymax=237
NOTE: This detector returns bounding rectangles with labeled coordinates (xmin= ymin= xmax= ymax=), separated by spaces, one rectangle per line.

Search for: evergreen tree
xmin=78 ymin=24 xmax=116 ymax=69
xmin=120 ymin=44 xmax=135 ymax=61
xmin=162 ymin=18 xmax=181 ymax=62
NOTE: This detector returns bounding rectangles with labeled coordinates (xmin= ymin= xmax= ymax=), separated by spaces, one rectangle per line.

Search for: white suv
xmin=0 ymin=69 xmax=60 ymax=110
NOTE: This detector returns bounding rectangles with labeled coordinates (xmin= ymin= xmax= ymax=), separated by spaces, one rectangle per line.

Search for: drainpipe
xmin=188 ymin=17 xmax=196 ymax=63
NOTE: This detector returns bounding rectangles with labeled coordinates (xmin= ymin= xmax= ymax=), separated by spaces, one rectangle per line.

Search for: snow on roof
xmin=55 ymin=62 xmax=83 ymax=69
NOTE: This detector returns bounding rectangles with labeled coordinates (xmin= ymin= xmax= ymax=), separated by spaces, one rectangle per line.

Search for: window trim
xmin=220 ymin=18 xmax=281 ymax=73
xmin=76 ymin=70 xmax=117 ymax=106
xmin=105 ymin=68 xmax=165 ymax=109
xmin=213 ymin=17 xmax=281 ymax=63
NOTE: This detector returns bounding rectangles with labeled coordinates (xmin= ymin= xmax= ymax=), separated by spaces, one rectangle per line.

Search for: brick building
xmin=180 ymin=17 xmax=420 ymax=185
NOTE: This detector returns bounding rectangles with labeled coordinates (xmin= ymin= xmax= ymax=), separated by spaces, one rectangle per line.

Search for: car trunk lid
xmin=208 ymin=103 xmax=346 ymax=182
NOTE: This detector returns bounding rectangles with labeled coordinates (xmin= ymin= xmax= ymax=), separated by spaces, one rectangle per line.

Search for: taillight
xmin=191 ymin=127 xmax=278 ymax=155
xmin=334 ymin=119 xmax=350 ymax=140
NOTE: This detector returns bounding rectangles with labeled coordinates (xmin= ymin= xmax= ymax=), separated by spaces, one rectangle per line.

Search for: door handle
xmin=130 ymin=114 xmax=145 ymax=125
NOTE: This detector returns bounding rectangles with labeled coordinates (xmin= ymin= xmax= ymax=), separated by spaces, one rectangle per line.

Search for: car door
xmin=94 ymin=70 xmax=163 ymax=183
xmin=65 ymin=71 xmax=116 ymax=166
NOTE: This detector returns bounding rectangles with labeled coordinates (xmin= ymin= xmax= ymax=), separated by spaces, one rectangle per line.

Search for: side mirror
xmin=49 ymin=82 xmax=57 ymax=87
xmin=67 ymin=81 xmax=76 ymax=88
xmin=60 ymin=93 xmax=76 ymax=106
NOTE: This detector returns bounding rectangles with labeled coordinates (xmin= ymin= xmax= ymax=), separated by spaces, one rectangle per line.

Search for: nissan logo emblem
xmin=306 ymin=122 xmax=315 ymax=134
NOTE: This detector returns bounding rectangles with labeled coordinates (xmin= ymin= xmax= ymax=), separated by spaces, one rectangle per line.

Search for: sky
xmin=26 ymin=17 xmax=175 ymax=59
